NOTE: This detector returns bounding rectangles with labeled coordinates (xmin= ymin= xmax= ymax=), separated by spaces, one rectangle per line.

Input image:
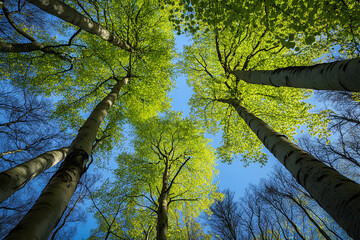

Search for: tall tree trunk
xmin=5 ymin=77 xmax=128 ymax=240
xmin=156 ymin=166 xmax=169 ymax=240
xmin=26 ymin=0 xmax=134 ymax=52
xmin=0 ymin=42 xmax=41 ymax=52
xmin=156 ymin=191 xmax=169 ymax=240
xmin=230 ymin=58 xmax=360 ymax=91
xmin=219 ymin=98 xmax=360 ymax=239
xmin=0 ymin=147 xmax=68 ymax=203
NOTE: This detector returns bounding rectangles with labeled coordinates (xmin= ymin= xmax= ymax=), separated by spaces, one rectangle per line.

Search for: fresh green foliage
xmin=1 ymin=0 xmax=176 ymax=156
xmin=181 ymin=25 xmax=330 ymax=165
xmin=89 ymin=112 xmax=221 ymax=239
xmin=167 ymin=0 xmax=359 ymax=56
xmin=2 ymin=0 xmax=357 ymax=237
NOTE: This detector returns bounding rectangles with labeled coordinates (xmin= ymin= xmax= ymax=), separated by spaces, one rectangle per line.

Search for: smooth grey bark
xmin=0 ymin=147 xmax=68 ymax=203
xmin=219 ymin=99 xmax=360 ymax=239
xmin=26 ymin=0 xmax=134 ymax=52
xmin=0 ymin=41 xmax=73 ymax=62
xmin=5 ymin=77 xmax=128 ymax=240
xmin=156 ymin=164 xmax=169 ymax=240
xmin=50 ymin=192 xmax=85 ymax=240
xmin=231 ymin=58 xmax=360 ymax=91
xmin=0 ymin=42 xmax=42 ymax=52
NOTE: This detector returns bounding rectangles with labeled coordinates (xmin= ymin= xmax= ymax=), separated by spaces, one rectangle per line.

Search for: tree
xmin=26 ymin=0 xmax=134 ymax=52
xmin=263 ymin=168 xmax=339 ymax=240
xmin=2 ymin=0 xmax=360 ymax=238
xmin=172 ymin=0 xmax=360 ymax=55
xmin=220 ymin=98 xmax=360 ymax=239
xmin=209 ymin=170 xmax=352 ymax=240
xmin=230 ymin=58 xmax=360 ymax=91
xmin=205 ymin=189 xmax=241 ymax=240
xmin=180 ymin=6 xmax=360 ymax=238
xmin=49 ymin=173 xmax=100 ymax=240
xmin=171 ymin=0 xmax=360 ymax=91
xmin=0 ymin=83 xmax=67 ymax=167
xmin=0 ymin=81 xmax=70 ymax=201
xmin=0 ymin=146 xmax=69 ymax=203
xmin=5 ymin=76 xmax=128 ymax=240
xmin=176 ymin=212 xmax=212 ymax=240
xmin=2 ymin=0 xmax=175 ymax=238
xmin=89 ymin=112 xmax=221 ymax=239
xmin=207 ymin=188 xmax=281 ymax=240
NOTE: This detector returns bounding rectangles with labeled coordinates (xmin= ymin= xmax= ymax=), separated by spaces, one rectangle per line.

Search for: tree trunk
xmin=156 ymin=166 xmax=169 ymax=240
xmin=219 ymin=99 xmax=360 ymax=239
xmin=230 ymin=58 xmax=360 ymax=91
xmin=5 ymin=77 xmax=128 ymax=240
xmin=0 ymin=42 xmax=41 ymax=52
xmin=156 ymin=191 xmax=169 ymax=240
xmin=0 ymin=147 xmax=68 ymax=203
xmin=26 ymin=0 xmax=134 ymax=52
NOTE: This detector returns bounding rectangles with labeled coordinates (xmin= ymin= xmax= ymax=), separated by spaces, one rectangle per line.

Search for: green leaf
xmin=305 ymin=35 xmax=316 ymax=45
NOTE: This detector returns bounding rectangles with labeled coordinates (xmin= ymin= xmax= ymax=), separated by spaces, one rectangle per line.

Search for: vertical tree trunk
xmin=5 ymin=77 xmax=128 ymax=240
xmin=156 ymin=166 xmax=169 ymax=240
xmin=26 ymin=0 xmax=134 ymax=52
xmin=156 ymin=191 xmax=169 ymax=240
xmin=230 ymin=58 xmax=360 ymax=91
xmin=0 ymin=147 xmax=69 ymax=203
xmin=219 ymin=99 xmax=360 ymax=239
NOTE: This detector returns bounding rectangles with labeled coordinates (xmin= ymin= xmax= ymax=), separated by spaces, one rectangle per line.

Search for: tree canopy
xmin=89 ymin=112 xmax=221 ymax=239
xmin=1 ymin=0 xmax=360 ymax=239
xmin=181 ymin=24 xmax=330 ymax=165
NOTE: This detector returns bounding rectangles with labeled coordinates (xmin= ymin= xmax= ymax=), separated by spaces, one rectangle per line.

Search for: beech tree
xmin=0 ymin=84 xmax=66 ymax=166
xmin=231 ymin=58 xmax=360 ymax=92
xmin=172 ymin=0 xmax=360 ymax=54
xmin=0 ymin=146 xmax=69 ymax=203
xmin=0 ymin=82 xmax=69 ymax=202
xmin=180 ymin=6 xmax=360 ymax=238
xmin=169 ymin=0 xmax=360 ymax=91
xmin=89 ymin=112 xmax=221 ymax=239
xmin=2 ymin=0 xmax=175 ymax=238
xmin=262 ymin=168 xmax=336 ymax=240
xmin=5 ymin=76 xmax=130 ymax=240
xmin=26 ymin=0 xmax=135 ymax=52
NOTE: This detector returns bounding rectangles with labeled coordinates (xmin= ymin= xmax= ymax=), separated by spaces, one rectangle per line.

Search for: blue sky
xmin=170 ymin=34 xmax=277 ymax=198
xmin=170 ymin=72 xmax=276 ymax=198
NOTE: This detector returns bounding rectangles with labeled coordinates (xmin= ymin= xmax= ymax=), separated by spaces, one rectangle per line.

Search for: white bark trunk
xmin=221 ymin=99 xmax=360 ymax=239
xmin=0 ymin=147 xmax=68 ymax=203
xmin=231 ymin=58 xmax=360 ymax=91
xmin=5 ymin=78 xmax=128 ymax=240
xmin=26 ymin=0 xmax=134 ymax=52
